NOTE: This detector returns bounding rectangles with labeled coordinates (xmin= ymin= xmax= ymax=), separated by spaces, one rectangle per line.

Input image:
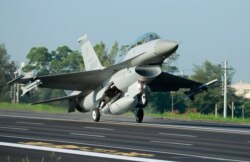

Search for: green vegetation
xmin=145 ymin=112 xmax=250 ymax=124
xmin=0 ymin=102 xmax=67 ymax=113
xmin=0 ymin=44 xmax=16 ymax=102
xmin=124 ymin=111 xmax=250 ymax=124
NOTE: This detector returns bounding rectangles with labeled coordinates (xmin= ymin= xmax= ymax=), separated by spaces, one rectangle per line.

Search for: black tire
xmin=135 ymin=108 xmax=144 ymax=123
xmin=92 ymin=109 xmax=100 ymax=122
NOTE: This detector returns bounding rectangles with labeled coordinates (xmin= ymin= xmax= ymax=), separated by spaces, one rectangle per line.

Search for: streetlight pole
xmin=223 ymin=60 xmax=228 ymax=118
xmin=242 ymin=105 xmax=245 ymax=119
xmin=171 ymin=92 xmax=174 ymax=113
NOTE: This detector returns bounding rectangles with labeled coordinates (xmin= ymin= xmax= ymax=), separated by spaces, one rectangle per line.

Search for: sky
xmin=1 ymin=0 xmax=250 ymax=83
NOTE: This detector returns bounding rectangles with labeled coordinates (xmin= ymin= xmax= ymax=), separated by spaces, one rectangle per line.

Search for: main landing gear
xmin=92 ymin=108 xmax=101 ymax=122
xmin=135 ymin=108 xmax=144 ymax=123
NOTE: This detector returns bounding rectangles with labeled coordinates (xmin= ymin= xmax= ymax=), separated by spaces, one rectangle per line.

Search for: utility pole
xmin=221 ymin=59 xmax=234 ymax=118
xmin=215 ymin=104 xmax=218 ymax=117
xmin=171 ymin=92 xmax=174 ymax=113
xmin=242 ymin=105 xmax=245 ymax=119
xmin=12 ymin=81 xmax=16 ymax=103
xmin=223 ymin=60 xmax=228 ymax=118
xmin=11 ymin=66 xmax=21 ymax=104
xmin=231 ymin=101 xmax=234 ymax=119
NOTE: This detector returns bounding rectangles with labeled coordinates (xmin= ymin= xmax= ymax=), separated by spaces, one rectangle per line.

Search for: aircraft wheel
xmin=135 ymin=108 xmax=144 ymax=123
xmin=92 ymin=109 xmax=100 ymax=122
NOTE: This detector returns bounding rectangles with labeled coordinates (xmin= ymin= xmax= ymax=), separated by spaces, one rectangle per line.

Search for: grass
xmin=0 ymin=102 xmax=67 ymax=113
xmin=1 ymin=102 xmax=249 ymax=124
xmin=124 ymin=110 xmax=250 ymax=124
xmin=145 ymin=112 xmax=250 ymax=124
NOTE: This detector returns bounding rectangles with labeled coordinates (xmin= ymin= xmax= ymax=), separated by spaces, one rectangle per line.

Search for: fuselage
xmin=78 ymin=33 xmax=179 ymax=115
xmin=124 ymin=39 xmax=178 ymax=66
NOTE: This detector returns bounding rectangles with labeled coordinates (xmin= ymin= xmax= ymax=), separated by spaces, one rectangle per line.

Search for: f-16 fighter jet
xmin=8 ymin=32 xmax=217 ymax=123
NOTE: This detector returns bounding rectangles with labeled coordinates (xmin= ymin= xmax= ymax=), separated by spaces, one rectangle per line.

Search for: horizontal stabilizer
xmin=32 ymin=91 xmax=82 ymax=105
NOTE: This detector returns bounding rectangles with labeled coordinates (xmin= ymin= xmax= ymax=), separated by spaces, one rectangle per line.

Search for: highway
xmin=0 ymin=109 xmax=249 ymax=162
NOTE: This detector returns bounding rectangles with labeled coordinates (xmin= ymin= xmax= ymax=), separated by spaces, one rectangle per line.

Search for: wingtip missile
xmin=20 ymin=79 xmax=42 ymax=96
xmin=185 ymin=79 xmax=218 ymax=101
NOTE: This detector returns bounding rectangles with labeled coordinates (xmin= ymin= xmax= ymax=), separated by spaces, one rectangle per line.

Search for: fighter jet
xmin=8 ymin=32 xmax=217 ymax=123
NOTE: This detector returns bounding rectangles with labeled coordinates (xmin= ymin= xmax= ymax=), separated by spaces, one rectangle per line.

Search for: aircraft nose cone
xmin=155 ymin=40 xmax=178 ymax=55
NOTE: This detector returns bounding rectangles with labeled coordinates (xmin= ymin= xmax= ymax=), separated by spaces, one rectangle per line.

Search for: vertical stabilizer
xmin=78 ymin=35 xmax=104 ymax=71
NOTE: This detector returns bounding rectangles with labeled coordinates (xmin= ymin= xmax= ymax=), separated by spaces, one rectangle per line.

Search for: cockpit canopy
xmin=129 ymin=32 xmax=161 ymax=49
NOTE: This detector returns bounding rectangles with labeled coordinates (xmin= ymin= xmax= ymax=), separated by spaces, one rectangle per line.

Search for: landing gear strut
xmin=92 ymin=108 xmax=101 ymax=122
xmin=135 ymin=108 xmax=144 ymax=123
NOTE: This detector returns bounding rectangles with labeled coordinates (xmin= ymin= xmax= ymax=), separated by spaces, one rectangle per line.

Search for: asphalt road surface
xmin=0 ymin=109 xmax=249 ymax=162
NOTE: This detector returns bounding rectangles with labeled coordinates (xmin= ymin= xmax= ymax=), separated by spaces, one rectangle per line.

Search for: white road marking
xmin=151 ymin=140 xmax=193 ymax=146
xmin=84 ymin=126 xmax=114 ymax=131
xmin=0 ymin=142 xmax=172 ymax=162
xmin=0 ymin=126 xmax=28 ymax=131
xmin=0 ymin=114 xmax=250 ymax=135
xmin=104 ymin=120 xmax=250 ymax=135
xmin=16 ymin=121 xmax=44 ymax=125
xmin=0 ymin=134 xmax=247 ymax=162
xmin=70 ymin=133 xmax=105 ymax=138
xmin=159 ymin=133 xmax=197 ymax=138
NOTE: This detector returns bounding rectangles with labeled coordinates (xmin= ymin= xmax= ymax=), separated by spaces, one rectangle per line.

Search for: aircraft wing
xmin=12 ymin=70 xmax=110 ymax=96
xmin=32 ymin=91 xmax=82 ymax=105
xmin=148 ymin=72 xmax=202 ymax=92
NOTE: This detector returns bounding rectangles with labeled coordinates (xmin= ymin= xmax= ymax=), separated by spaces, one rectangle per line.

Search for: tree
xmin=21 ymin=45 xmax=83 ymax=107
xmin=23 ymin=47 xmax=52 ymax=76
xmin=187 ymin=61 xmax=226 ymax=114
xmin=93 ymin=41 xmax=119 ymax=67
xmin=162 ymin=52 xmax=179 ymax=74
xmin=94 ymin=42 xmax=107 ymax=63
xmin=51 ymin=46 xmax=84 ymax=74
xmin=242 ymin=101 xmax=250 ymax=118
xmin=147 ymin=92 xmax=171 ymax=113
xmin=0 ymin=44 xmax=17 ymax=101
xmin=107 ymin=41 xmax=119 ymax=66
xmin=26 ymin=47 xmax=51 ymax=67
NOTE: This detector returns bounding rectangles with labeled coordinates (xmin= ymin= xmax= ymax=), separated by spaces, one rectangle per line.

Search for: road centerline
xmin=150 ymin=140 xmax=193 ymax=146
xmin=70 ymin=133 xmax=105 ymax=138
xmin=84 ymin=126 xmax=114 ymax=131
xmin=0 ymin=126 xmax=28 ymax=131
xmin=16 ymin=121 xmax=44 ymax=125
xmin=158 ymin=132 xmax=197 ymax=138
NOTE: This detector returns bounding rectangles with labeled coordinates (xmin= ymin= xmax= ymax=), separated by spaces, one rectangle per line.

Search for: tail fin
xmin=78 ymin=35 xmax=104 ymax=71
